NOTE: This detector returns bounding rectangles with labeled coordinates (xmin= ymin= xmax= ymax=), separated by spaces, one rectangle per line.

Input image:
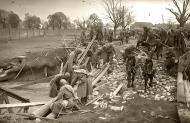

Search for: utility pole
xmin=122 ymin=6 xmax=125 ymax=30
xmin=162 ymin=14 xmax=165 ymax=24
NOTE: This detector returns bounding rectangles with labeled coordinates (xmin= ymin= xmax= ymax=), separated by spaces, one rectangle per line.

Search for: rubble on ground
xmin=91 ymin=58 xmax=177 ymax=113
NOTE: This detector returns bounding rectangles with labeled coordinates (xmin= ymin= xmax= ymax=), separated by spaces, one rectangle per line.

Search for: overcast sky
xmin=0 ymin=0 xmax=181 ymax=24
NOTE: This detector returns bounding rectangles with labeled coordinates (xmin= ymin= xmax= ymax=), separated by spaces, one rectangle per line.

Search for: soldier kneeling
xmin=48 ymin=79 xmax=80 ymax=119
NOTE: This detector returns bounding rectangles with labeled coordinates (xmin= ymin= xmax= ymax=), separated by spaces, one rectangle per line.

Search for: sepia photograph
xmin=0 ymin=0 xmax=190 ymax=123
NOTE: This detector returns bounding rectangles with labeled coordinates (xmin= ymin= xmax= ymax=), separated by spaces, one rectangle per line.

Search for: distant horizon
xmin=0 ymin=0 xmax=183 ymax=24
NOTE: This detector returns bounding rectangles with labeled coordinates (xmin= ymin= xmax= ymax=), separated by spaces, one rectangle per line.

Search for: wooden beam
xmin=92 ymin=63 xmax=110 ymax=86
xmin=85 ymin=94 xmax=104 ymax=106
xmin=32 ymin=97 xmax=57 ymax=117
xmin=0 ymin=87 xmax=29 ymax=103
xmin=112 ymin=83 xmax=123 ymax=96
xmin=0 ymin=102 xmax=45 ymax=109
xmin=177 ymin=72 xmax=186 ymax=103
xmin=93 ymin=80 xmax=112 ymax=91
xmin=184 ymin=80 xmax=190 ymax=105
xmin=77 ymin=36 xmax=96 ymax=65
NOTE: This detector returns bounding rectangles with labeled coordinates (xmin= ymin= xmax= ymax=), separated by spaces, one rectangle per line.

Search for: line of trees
xmin=0 ymin=9 xmax=20 ymax=29
xmin=0 ymin=0 xmax=135 ymax=34
xmin=0 ymin=10 xmax=74 ymax=30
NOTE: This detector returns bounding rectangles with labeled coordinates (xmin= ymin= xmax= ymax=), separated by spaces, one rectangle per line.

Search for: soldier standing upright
xmin=108 ymin=29 xmax=113 ymax=42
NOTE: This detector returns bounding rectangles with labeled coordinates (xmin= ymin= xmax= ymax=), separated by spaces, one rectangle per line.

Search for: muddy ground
xmin=0 ymin=35 xmax=180 ymax=123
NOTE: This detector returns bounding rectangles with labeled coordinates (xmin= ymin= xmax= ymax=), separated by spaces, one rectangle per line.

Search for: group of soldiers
xmin=47 ymin=25 xmax=190 ymax=118
xmin=48 ymin=42 xmax=116 ymax=118
xmin=80 ymin=27 xmax=116 ymax=47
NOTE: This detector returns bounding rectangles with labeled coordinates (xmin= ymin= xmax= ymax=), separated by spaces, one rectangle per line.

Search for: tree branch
xmin=172 ymin=0 xmax=182 ymax=14
xmin=166 ymin=8 xmax=180 ymax=22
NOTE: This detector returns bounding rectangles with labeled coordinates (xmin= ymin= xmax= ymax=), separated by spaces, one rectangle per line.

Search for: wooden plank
xmin=112 ymin=83 xmax=123 ymax=96
xmin=77 ymin=36 xmax=96 ymax=65
xmin=93 ymin=80 xmax=112 ymax=91
xmin=0 ymin=102 xmax=45 ymax=109
xmin=93 ymin=64 xmax=107 ymax=78
xmin=177 ymin=72 xmax=186 ymax=103
xmin=0 ymin=87 xmax=29 ymax=103
xmin=184 ymin=80 xmax=190 ymax=106
xmin=92 ymin=63 xmax=110 ymax=86
xmin=85 ymin=94 xmax=104 ymax=106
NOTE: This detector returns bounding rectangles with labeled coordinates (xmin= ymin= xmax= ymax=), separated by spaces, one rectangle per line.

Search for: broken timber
xmin=0 ymin=102 xmax=45 ymax=109
xmin=86 ymin=94 xmax=104 ymax=106
xmin=112 ymin=83 xmax=123 ymax=97
xmin=92 ymin=63 xmax=110 ymax=86
xmin=0 ymin=87 xmax=29 ymax=102
xmin=32 ymin=97 xmax=57 ymax=117
xmin=77 ymin=36 xmax=96 ymax=65
xmin=0 ymin=86 xmax=30 ymax=113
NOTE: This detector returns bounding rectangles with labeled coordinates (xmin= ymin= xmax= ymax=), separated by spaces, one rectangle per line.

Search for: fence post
xmin=8 ymin=27 xmax=11 ymax=40
xmin=33 ymin=28 xmax=34 ymax=37
xmin=27 ymin=29 xmax=28 ymax=39
xmin=19 ymin=28 xmax=21 ymax=40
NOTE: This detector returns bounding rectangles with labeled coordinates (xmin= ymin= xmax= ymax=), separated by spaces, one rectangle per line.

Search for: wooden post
xmin=177 ymin=72 xmax=186 ymax=103
xmin=27 ymin=29 xmax=28 ymax=39
xmin=19 ymin=27 xmax=21 ymax=40
xmin=8 ymin=27 xmax=11 ymax=40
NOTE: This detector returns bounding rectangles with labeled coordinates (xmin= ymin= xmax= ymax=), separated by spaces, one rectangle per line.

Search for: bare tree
xmin=104 ymin=0 xmax=134 ymax=37
xmin=120 ymin=6 xmax=134 ymax=30
xmin=104 ymin=0 xmax=122 ymax=37
xmin=166 ymin=0 xmax=190 ymax=27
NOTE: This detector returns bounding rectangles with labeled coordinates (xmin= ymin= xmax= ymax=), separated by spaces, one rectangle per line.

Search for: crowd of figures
xmin=47 ymin=25 xmax=190 ymax=118
xmin=80 ymin=27 xmax=135 ymax=47
xmin=48 ymin=43 xmax=116 ymax=118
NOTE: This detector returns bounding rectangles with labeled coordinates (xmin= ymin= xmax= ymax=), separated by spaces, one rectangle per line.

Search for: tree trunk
xmin=179 ymin=21 xmax=185 ymax=27
xmin=114 ymin=26 xmax=117 ymax=39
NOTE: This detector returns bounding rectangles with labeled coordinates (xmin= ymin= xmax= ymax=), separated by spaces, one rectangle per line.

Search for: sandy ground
xmin=0 ymin=36 xmax=67 ymax=61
